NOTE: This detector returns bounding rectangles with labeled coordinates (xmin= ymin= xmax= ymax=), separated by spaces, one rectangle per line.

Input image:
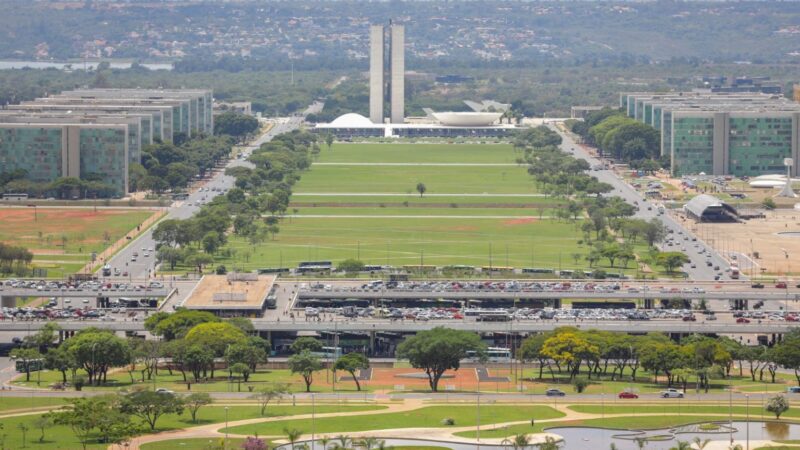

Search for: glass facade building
xmin=621 ymin=92 xmax=800 ymax=177
xmin=0 ymin=88 xmax=211 ymax=195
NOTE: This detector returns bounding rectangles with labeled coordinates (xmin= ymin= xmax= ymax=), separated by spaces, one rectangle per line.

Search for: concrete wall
xmin=390 ymin=24 xmax=405 ymax=124
xmin=369 ymin=25 xmax=384 ymax=124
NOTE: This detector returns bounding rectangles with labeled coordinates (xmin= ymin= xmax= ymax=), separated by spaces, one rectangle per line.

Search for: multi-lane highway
xmin=550 ymin=125 xmax=734 ymax=281
xmin=104 ymin=103 xmax=321 ymax=279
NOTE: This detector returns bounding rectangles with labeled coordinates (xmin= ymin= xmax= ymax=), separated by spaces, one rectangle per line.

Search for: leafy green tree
xmin=32 ymin=415 xmax=50 ymax=443
xmin=62 ymin=329 xmax=130 ymax=385
xmin=771 ymin=330 xmax=800 ymax=385
xmin=334 ymin=352 xmax=370 ymax=391
xmin=120 ymin=390 xmax=185 ymax=430
xmin=144 ymin=309 xmax=219 ymax=340
xmin=655 ymin=252 xmax=689 ymax=274
xmin=184 ymin=393 xmax=213 ymax=423
xmin=51 ymin=395 xmax=133 ymax=450
xmin=44 ymin=346 xmax=77 ymax=384
xmin=337 ymin=259 xmax=365 ymax=273
xmin=290 ymin=336 xmax=323 ymax=354
xmin=251 ymin=383 xmax=289 ymax=416
xmin=416 ymin=182 xmax=427 ymax=198
xmin=766 ymin=394 xmax=790 ymax=419
xmin=287 ymin=350 xmax=323 ymax=392
xmin=214 ymin=111 xmax=259 ymax=140
xmin=24 ymin=322 xmax=59 ymax=352
xmin=396 ymin=327 xmax=485 ymax=391
xmin=540 ymin=330 xmax=600 ymax=380
xmin=225 ymin=342 xmax=266 ymax=381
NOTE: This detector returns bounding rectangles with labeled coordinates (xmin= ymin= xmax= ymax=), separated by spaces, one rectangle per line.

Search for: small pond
xmin=275 ymin=421 xmax=800 ymax=450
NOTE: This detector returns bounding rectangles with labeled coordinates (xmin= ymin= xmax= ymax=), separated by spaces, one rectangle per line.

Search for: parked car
xmin=545 ymin=389 xmax=566 ymax=397
xmin=660 ymin=388 xmax=685 ymax=398
xmin=618 ymin=392 xmax=639 ymax=399
xmin=787 ymin=387 xmax=800 ymax=394
xmin=736 ymin=317 xmax=751 ymax=324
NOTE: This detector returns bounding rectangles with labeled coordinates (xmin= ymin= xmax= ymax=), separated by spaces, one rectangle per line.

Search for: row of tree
xmin=518 ymin=327 xmax=800 ymax=390
xmin=131 ymin=135 xmax=235 ymax=193
xmin=152 ymin=130 xmax=317 ymax=271
xmin=0 ymin=242 xmax=33 ymax=275
xmin=568 ymin=107 xmax=662 ymax=167
xmin=0 ymin=172 xmax=118 ymax=199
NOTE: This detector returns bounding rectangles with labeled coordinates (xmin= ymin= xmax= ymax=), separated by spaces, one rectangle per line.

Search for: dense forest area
xmin=2 ymin=1 xmax=800 ymax=65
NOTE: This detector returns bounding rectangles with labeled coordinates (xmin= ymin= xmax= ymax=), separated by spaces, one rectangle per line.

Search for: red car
xmin=776 ymin=282 xmax=788 ymax=289
xmin=737 ymin=317 xmax=751 ymax=324
xmin=618 ymin=392 xmax=639 ymax=399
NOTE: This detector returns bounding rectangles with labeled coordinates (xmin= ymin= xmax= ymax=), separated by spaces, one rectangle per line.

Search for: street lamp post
xmin=225 ymin=406 xmax=229 ymax=447
xmin=729 ymin=387 xmax=734 ymax=446
xmin=312 ymin=393 xmax=316 ymax=450
xmin=746 ymin=394 xmax=750 ymax=450
xmin=476 ymin=392 xmax=481 ymax=450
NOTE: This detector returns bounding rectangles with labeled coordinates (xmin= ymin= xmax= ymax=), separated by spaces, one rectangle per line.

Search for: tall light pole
xmin=746 ymin=394 xmax=750 ymax=450
xmin=225 ymin=406 xmax=229 ymax=447
xmin=729 ymin=387 xmax=733 ymax=446
xmin=476 ymin=392 xmax=481 ymax=450
xmin=312 ymin=393 xmax=316 ymax=450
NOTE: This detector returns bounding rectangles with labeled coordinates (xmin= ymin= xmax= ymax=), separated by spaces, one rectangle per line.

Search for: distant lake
xmin=0 ymin=61 xmax=173 ymax=71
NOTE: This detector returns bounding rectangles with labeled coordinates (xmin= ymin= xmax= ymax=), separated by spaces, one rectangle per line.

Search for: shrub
xmin=441 ymin=417 xmax=455 ymax=426
xmin=572 ymin=377 xmax=590 ymax=393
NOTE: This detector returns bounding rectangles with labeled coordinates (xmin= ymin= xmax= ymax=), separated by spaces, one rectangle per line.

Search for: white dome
xmin=431 ymin=112 xmax=503 ymax=127
xmin=329 ymin=113 xmax=376 ymax=127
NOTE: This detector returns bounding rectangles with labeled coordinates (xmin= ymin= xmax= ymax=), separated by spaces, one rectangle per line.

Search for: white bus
xmin=466 ymin=347 xmax=512 ymax=363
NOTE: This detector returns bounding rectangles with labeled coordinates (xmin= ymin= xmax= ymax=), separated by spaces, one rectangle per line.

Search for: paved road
xmin=104 ymin=103 xmax=321 ymax=280
xmin=550 ymin=125 xmax=734 ymax=281
xmin=1 ymin=318 xmax=795 ymax=334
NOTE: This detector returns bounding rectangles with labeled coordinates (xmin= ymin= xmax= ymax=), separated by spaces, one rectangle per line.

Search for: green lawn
xmin=13 ymin=368 xmax=379 ymax=393
xmin=291 ymin=194 xmax=561 ymax=206
xmin=295 ymin=165 xmax=537 ymax=195
xmin=0 ymin=396 xmax=66 ymax=412
xmin=289 ymin=207 xmax=553 ymax=217
xmin=0 ymin=207 xmax=154 ymax=277
xmin=141 ymin=438 xmax=246 ymax=450
xmin=214 ymin=217 xmax=601 ymax=269
xmin=0 ymin=404 xmax=382 ymax=450
xmin=322 ymin=143 xmax=519 ymax=164
xmin=223 ymin=405 xmax=564 ymax=437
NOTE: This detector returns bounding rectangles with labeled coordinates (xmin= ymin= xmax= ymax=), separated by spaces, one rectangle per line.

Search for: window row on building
xmin=620 ymin=92 xmax=800 ymax=177
xmin=0 ymin=88 xmax=213 ymax=196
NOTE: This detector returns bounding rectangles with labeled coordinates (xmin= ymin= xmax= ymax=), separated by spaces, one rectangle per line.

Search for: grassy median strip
xmin=223 ymin=405 xmax=564 ymax=437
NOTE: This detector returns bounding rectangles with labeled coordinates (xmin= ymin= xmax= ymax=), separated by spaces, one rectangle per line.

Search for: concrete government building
xmin=316 ymin=24 xmax=516 ymax=138
xmin=0 ymin=88 xmax=213 ymax=195
xmin=621 ymin=92 xmax=800 ymax=177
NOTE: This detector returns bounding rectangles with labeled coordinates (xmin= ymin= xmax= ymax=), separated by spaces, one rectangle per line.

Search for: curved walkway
xmin=110 ymin=401 xmax=793 ymax=450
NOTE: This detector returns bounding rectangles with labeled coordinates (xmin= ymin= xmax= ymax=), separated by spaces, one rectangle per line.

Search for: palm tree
xmin=363 ymin=437 xmax=378 ymax=450
xmin=284 ymin=427 xmax=303 ymax=450
xmin=320 ymin=437 xmax=331 ymax=450
xmin=513 ymin=433 xmax=531 ymax=450
xmin=634 ymin=437 xmax=647 ymax=449
xmin=375 ymin=440 xmax=390 ymax=450
xmin=537 ymin=436 xmax=559 ymax=450
xmin=693 ymin=437 xmax=711 ymax=450
xmin=337 ymin=435 xmax=351 ymax=450
xmin=668 ymin=441 xmax=692 ymax=450
xmin=501 ymin=438 xmax=512 ymax=450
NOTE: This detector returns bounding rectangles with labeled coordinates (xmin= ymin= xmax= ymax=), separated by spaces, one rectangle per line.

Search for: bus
xmin=312 ymin=346 xmax=343 ymax=359
xmin=476 ymin=311 xmax=512 ymax=322
xmin=730 ymin=264 xmax=740 ymax=279
xmin=2 ymin=193 xmax=28 ymax=201
xmin=482 ymin=266 xmax=514 ymax=273
xmin=102 ymin=264 xmax=112 ymax=276
xmin=466 ymin=347 xmax=512 ymax=363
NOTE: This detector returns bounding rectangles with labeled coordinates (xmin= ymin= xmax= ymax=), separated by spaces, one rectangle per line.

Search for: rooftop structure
xmin=315 ymin=112 xmax=516 ymax=138
xmin=181 ymin=273 xmax=277 ymax=317
xmin=684 ymin=194 xmax=739 ymax=222
xmin=620 ymin=91 xmax=800 ymax=178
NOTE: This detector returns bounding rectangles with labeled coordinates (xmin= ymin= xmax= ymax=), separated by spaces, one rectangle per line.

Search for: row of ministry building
xmin=620 ymin=92 xmax=800 ymax=178
xmin=0 ymin=88 xmax=213 ymax=196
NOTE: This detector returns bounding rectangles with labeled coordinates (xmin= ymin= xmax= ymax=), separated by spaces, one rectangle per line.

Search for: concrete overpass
xmin=0 ymin=288 xmax=170 ymax=298
xmin=298 ymin=289 xmax=800 ymax=302
xmin=2 ymin=319 xmax=797 ymax=335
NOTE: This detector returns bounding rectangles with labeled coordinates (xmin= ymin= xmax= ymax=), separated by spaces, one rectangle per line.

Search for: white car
xmin=660 ymin=388 xmax=685 ymax=398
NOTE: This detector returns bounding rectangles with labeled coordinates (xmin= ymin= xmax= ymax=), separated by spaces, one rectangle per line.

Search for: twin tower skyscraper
xmin=369 ymin=23 xmax=404 ymax=124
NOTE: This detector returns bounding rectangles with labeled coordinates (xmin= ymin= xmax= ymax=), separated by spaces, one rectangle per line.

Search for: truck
xmin=730 ymin=263 xmax=740 ymax=279
xmin=101 ymin=264 xmax=112 ymax=277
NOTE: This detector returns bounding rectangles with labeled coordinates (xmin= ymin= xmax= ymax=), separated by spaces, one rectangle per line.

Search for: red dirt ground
xmin=502 ymin=217 xmax=537 ymax=226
